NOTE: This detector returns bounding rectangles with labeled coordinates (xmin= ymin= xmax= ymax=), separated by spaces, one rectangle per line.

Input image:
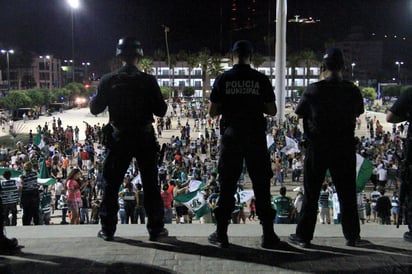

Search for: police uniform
xmin=292 ymin=48 xmax=364 ymax=246
xmin=388 ymin=88 xmax=412 ymax=236
xmin=90 ymin=37 xmax=167 ymax=240
xmin=209 ymin=41 xmax=277 ymax=247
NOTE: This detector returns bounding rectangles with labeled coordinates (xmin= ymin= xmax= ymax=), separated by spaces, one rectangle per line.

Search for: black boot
xmin=0 ymin=235 xmax=19 ymax=252
xmin=97 ymin=216 xmax=116 ymax=241
xmin=208 ymin=222 xmax=229 ymax=248
xmin=260 ymin=210 xmax=280 ymax=249
xmin=208 ymin=208 xmax=230 ymax=248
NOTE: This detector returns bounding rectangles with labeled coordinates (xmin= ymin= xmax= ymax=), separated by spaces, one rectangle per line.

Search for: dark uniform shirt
xmin=210 ymin=64 xmax=275 ymax=129
xmin=295 ymin=76 xmax=364 ymax=143
xmin=90 ymin=64 xmax=167 ymax=130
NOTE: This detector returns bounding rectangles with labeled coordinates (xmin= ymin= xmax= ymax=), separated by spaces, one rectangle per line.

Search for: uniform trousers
xmin=100 ymin=127 xmax=164 ymax=235
xmin=216 ymin=126 xmax=275 ymax=223
xmin=296 ymin=142 xmax=360 ymax=242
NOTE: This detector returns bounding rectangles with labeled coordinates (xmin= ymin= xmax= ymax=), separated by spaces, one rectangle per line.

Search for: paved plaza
xmin=1 ymin=106 xmax=412 ymax=273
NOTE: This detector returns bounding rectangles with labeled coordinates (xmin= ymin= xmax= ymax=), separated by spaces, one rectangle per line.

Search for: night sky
xmin=0 ymin=0 xmax=411 ymax=74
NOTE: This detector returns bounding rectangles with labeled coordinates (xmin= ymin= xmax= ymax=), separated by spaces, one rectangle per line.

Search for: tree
xmin=177 ymin=50 xmax=188 ymax=71
xmin=153 ymin=48 xmax=166 ymax=78
xmin=64 ymin=82 xmax=87 ymax=105
xmin=208 ymin=56 xmax=224 ymax=79
xmin=186 ymin=53 xmax=199 ymax=88
xmin=169 ymin=54 xmax=177 ymax=87
xmin=198 ymin=48 xmax=211 ymax=99
xmin=361 ymin=87 xmax=377 ymax=100
xmin=25 ymin=88 xmax=51 ymax=108
xmin=381 ymin=85 xmax=400 ymax=98
xmin=139 ymin=57 xmax=153 ymax=73
xmin=400 ymin=85 xmax=412 ymax=95
xmin=252 ymin=53 xmax=265 ymax=69
xmin=4 ymin=90 xmax=32 ymax=116
xmin=182 ymin=86 xmax=195 ymax=97
xmin=287 ymin=53 xmax=301 ymax=101
xmin=160 ymin=86 xmax=175 ymax=100
xmin=300 ymin=50 xmax=318 ymax=86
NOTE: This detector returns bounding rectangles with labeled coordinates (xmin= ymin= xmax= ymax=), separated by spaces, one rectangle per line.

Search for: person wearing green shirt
xmin=273 ymin=187 xmax=293 ymax=224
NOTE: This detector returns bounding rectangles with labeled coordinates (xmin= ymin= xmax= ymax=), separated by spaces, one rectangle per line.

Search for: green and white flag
xmin=326 ymin=154 xmax=373 ymax=192
xmin=266 ymin=134 xmax=276 ymax=152
xmin=236 ymin=190 xmax=254 ymax=203
xmin=356 ymin=153 xmax=373 ymax=193
xmin=174 ymin=181 xmax=210 ymax=219
xmin=33 ymin=127 xmax=45 ymax=149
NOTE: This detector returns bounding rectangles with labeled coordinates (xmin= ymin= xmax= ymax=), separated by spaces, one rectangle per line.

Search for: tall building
xmin=231 ymin=0 xmax=257 ymax=31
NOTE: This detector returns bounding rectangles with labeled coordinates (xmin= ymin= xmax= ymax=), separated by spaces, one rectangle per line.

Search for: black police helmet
xmin=116 ymin=37 xmax=144 ymax=57
xmin=232 ymin=40 xmax=253 ymax=55
xmin=322 ymin=48 xmax=344 ymax=71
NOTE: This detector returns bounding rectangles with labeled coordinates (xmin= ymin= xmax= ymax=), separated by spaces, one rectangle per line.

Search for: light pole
xmin=64 ymin=59 xmax=73 ymax=84
xmin=351 ymin=62 xmax=356 ymax=80
xmin=162 ymin=25 xmax=171 ymax=81
xmin=82 ymin=62 xmax=90 ymax=83
xmin=67 ymin=0 xmax=79 ymax=82
xmin=395 ymin=61 xmax=404 ymax=85
xmin=275 ymin=0 xmax=287 ymax=123
xmin=1 ymin=49 xmax=14 ymax=90
xmin=40 ymin=55 xmax=51 ymax=89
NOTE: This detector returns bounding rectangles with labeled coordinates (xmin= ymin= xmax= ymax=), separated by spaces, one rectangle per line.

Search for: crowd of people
xmin=0 ymin=101 xmax=408 ymax=229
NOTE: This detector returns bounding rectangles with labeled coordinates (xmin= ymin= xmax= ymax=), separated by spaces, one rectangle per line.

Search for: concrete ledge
xmin=6 ymin=223 xmax=408 ymax=239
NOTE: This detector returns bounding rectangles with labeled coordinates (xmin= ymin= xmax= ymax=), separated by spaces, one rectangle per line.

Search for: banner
xmin=174 ymin=181 xmax=210 ymax=219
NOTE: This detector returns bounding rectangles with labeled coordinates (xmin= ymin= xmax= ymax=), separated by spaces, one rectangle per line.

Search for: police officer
xmin=0 ymin=170 xmax=19 ymax=252
xmin=90 ymin=37 xmax=168 ymax=241
xmin=208 ymin=40 xmax=279 ymax=248
xmin=288 ymin=48 xmax=364 ymax=248
xmin=386 ymin=86 xmax=412 ymax=243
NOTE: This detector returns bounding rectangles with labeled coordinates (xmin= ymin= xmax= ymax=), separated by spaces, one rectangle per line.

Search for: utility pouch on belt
xmin=102 ymin=123 xmax=120 ymax=147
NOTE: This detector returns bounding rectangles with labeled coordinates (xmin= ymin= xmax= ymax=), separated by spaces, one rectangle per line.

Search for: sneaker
xmin=0 ymin=236 xmax=19 ymax=252
xmin=60 ymin=221 xmax=69 ymax=225
xmin=208 ymin=231 xmax=229 ymax=248
xmin=403 ymin=231 xmax=412 ymax=243
xmin=149 ymin=228 xmax=169 ymax=241
xmin=261 ymin=234 xmax=281 ymax=249
xmin=346 ymin=237 xmax=370 ymax=247
xmin=97 ymin=230 xmax=114 ymax=241
xmin=288 ymin=234 xmax=311 ymax=248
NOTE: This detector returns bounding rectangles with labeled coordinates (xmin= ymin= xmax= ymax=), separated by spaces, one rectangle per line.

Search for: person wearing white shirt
xmin=376 ymin=164 xmax=388 ymax=189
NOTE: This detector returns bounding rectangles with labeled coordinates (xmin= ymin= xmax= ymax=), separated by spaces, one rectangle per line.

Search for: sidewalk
xmin=2 ymin=223 xmax=412 ymax=273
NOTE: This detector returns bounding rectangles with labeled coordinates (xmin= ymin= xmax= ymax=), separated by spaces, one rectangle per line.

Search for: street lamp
xmin=395 ymin=61 xmax=404 ymax=85
xmin=82 ymin=62 xmax=90 ymax=82
xmin=67 ymin=0 xmax=80 ymax=82
xmin=351 ymin=62 xmax=356 ymax=80
xmin=39 ymin=55 xmax=51 ymax=89
xmin=1 ymin=49 xmax=14 ymax=90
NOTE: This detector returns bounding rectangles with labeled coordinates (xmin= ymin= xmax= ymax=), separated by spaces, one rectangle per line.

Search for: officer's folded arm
xmin=209 ymin=102 xmax=221 ymax=117
xmin=386 ymin=110 xmax=404 ymax=124
xmin=90 ymin=98 xmax=105 ymax=115
xmin=263 ymin=102 xmax=277 ymax=116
